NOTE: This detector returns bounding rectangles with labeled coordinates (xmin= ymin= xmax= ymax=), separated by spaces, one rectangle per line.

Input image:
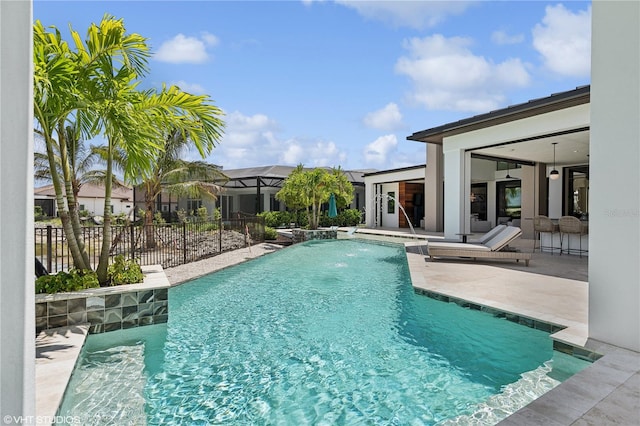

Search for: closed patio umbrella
xmin=328 ymin=193 xmax=338 ymax=218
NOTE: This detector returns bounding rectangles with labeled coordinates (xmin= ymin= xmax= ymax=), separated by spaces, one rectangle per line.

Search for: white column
xmin=589 ymin=1 xmax=640 ymax=351
xmin=519 ymin=164 xmax=535 ymax=239
xmin=443 ymin=147 xmax=466 ymax=239
xmin=0 ymin=0 xmax=36 ymax=418
xmin=424 ymin=143 xmax=443 ymax=231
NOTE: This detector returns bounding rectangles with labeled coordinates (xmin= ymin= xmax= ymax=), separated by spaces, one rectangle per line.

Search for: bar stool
xmin=533 ymin=215 xmax=559 ymax=254
xmin=558 ymin=216 xmax=588 ymax=257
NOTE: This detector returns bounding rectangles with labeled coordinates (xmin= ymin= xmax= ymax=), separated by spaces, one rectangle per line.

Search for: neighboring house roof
xmin=408 ymin=85 xmax=590 ymax=144
xmin=219 ymin=165 xmax=373 ymax=189
xmin=34 ymin=182 xmax=133 ymax=200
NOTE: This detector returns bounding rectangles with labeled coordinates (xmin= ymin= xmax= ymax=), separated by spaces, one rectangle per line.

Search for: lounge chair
xmin=433 ymin=224 xmax=506 ymax=244
xmin=426 ymin=226 xmax=532 ymax=266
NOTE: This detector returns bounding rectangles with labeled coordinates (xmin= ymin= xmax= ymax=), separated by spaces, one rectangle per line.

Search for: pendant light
xmin=549 ymin=142 xmax=560 ymax=180
xmin=505 ymin=162 xmax=512 ymax=179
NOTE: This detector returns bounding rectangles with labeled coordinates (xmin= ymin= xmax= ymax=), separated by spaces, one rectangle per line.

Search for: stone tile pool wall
xmin=35 ymin=266 xmax=170 ymax=334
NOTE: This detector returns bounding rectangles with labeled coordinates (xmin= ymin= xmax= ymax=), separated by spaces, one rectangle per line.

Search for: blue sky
xmin=34 ymin=0 xmax=591 ymax=172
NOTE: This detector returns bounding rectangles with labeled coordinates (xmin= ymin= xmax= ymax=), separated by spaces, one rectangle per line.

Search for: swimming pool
xmin=58 ymin=239 xmax=589 ymax=425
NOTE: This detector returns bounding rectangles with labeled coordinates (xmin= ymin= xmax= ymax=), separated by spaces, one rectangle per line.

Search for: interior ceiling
xmin=471 ymin=129 xmax=590 ymax=166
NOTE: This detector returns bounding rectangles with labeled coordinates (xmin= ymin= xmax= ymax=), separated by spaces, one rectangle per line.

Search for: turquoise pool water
xmin=59 ymin=239 xmax=588 ymax=425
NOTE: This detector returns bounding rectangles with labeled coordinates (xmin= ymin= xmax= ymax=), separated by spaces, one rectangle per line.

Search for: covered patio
xmin=408 ymin=85 xmax=590 ymax=244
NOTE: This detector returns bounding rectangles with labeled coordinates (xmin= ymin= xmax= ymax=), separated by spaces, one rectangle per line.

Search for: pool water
xmin=59 ymin=239 xmax=589 ymax=425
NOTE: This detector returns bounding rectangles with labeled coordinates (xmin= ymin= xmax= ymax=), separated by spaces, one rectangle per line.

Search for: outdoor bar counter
xmin=539 ymin=218 xmax=589 ymax=256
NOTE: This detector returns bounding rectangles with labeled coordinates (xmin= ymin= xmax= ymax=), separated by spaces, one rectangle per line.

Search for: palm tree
xmin=34 ymin=20 xmax=92 ymax=270
xmin=276 ymin=166 xmax=353 ymax=230
xmin=79 ymin=18 xmax=225 ymax=284
xmin=34 ymin=122 xmax=112 ymax=202
xmin=132 ymin=129 xmax=228 ymax=248
xmin=35 ymin=15 xmax=225 ymax=284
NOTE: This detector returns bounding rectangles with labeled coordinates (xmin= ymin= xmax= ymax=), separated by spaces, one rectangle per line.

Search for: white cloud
xmin=532 ymin=4 xmax=591 ymax=78
xmin=171 ymin=80 xmax=206 ymax=94
xmin=335 ymin=0 xmax=473 ymax=30
xmin=395 ymin=34 xmax=530 ymax=112
xmin=200 ymin=111 xmax=347 ymax=169
xmin=154 ymin=33 xmax=217 ymax=64
xmin=200 ymin=31 xmax=219 ymax=47
xmin=363 ymin=134 xmax=398 ymax=166
xmin=491 ymin=30 xmax=525 ymax=45
xmin=363 ymin=103 xmax=404 ymax=131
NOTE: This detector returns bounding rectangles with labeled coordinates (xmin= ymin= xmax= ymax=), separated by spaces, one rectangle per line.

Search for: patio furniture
xmin=436 ymin=224 xmax=506 ymax=244
xmin=467 ymin=224 xmax=507 ymax=244
xmin=426 ymin=226 xmax=531 ymax=266
xmin=533 ymin=215 xmax=559 ymax=254
xmin=559 ymin=216 xmax=588 ymax=257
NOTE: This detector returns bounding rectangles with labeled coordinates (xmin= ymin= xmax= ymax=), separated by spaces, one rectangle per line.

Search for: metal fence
xmin=35 ymin=216 xmax=265 ymax=273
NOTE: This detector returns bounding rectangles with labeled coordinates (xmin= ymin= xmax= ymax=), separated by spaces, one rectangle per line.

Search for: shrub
xmin=264 ymin=226 xmax=278 ymax=240
xmin=35 ymin=269 xmax=99 ymax=294
xmin=153 ymin=211 xmax=166 ymax=224
xmin=318 ymin=208 xmax=362 ymax=227
xmin=340 ymin=208 xmax=362 ymax=226
xmin=213 ymin=207 xmax=222 ymax=221
xmin=108 ymin=255 xmax=144 ymax=286
xmin=196 ymin=206 xmax=208 ymax=221
xmin=176 ymin=208 xmax=188 ymax=223
xmin=114 ymin=212 xmax=128 ymax=224
xmin=258 ymin=211 xmax=292 ymax=228
xmin=34 ymin=205 xmax=46 ymax=221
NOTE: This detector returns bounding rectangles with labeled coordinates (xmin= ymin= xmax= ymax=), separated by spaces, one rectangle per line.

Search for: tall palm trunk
xmin=57 ymin=122 xmax=91 ymax=268
xmin=44 ymin=134 xmax=90 ymax=270
xmin=96 ymin=143 xmax=114 ymax=285
xmin=144 ymin=200 xmax=157 ymax=249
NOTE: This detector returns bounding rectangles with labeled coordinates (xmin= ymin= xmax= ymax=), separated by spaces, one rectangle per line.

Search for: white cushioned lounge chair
xmin=426 ymin=226 xmax=532 ymax=266
xmin=433 ymin=224 xmax=506 ymax=244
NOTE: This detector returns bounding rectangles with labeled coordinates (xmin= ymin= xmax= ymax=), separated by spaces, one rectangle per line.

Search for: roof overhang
xmin=407 ymin=85 xmax=590 ymax=145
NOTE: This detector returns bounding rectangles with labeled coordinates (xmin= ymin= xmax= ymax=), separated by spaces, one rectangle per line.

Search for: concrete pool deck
xmin=36 ymin=231 xmax=639 ymax=425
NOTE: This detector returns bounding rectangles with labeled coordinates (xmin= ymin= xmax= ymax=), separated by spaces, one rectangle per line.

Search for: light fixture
xmin=549 ymin=142 xmax=560 ymax=180
xmin=505 ymin=162 xmax=512 ymax=179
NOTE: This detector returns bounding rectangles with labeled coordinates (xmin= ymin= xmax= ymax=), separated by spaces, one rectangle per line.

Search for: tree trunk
xmin=57 ymin=123 xmax=91 ymax=268
xmin=96 ymin=144 xmax=114 ymax=285
xmin=44 ymin=133 xmax=90 ymax=270
xmin=144 ymin=206 xmax=156 ymax=249
xmin=144 ymin=185 xmax=157 ymax=249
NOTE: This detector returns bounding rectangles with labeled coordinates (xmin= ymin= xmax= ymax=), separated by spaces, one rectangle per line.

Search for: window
xmin=270 ymin=194 xmax=280 ymax=212
xmin=387 ymin=192 xmax=395 ymax=214
xmin=187 ymin=199 xmax=202 ymax=212
xmin=496 ymin=161 xmax=521 ymax=171
xmin=79 ymin=204 xmax=85 ymax=211
xmin=564 ymin=165 xmax=589 ymax=219
xmin=470 ymin=183 xmax=487 ymax=221
xmin=496 ymin=180 xmax=521 ymax=220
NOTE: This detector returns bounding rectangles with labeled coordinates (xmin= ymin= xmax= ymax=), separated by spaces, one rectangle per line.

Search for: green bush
xmin=34 ymin=205 xmax=46 ymax=221
xmin=153 ymin=211 xmax=166 ymax=224
xmin=35 ymin=269 xmax=99 ymax=294
xmin=108 ymin=255 xmax=144 ymax=286
xmin=196 ymin=206 xmax=208 ymax=221
xmin=258 ymin=211 xmax=292 ymax=228
xmin=264 ymin=226 xmax=278 ymax=240
xmin=340 ymin=208 xmax=362 ymax=226
xmin=319 ymin=208 xmax=362 ymax=227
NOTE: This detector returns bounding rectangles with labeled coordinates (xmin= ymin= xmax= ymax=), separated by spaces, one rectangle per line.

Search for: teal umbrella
xmin=328 ymin=193 xmax=338 ymax=218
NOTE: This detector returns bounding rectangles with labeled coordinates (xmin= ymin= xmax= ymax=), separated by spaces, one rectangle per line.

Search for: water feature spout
xmin=373 ymin=193 xmax=425 ymax=256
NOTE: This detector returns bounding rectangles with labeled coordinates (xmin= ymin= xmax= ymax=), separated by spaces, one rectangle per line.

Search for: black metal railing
xmin=35 ymin=216 xmax=265 ymax=273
